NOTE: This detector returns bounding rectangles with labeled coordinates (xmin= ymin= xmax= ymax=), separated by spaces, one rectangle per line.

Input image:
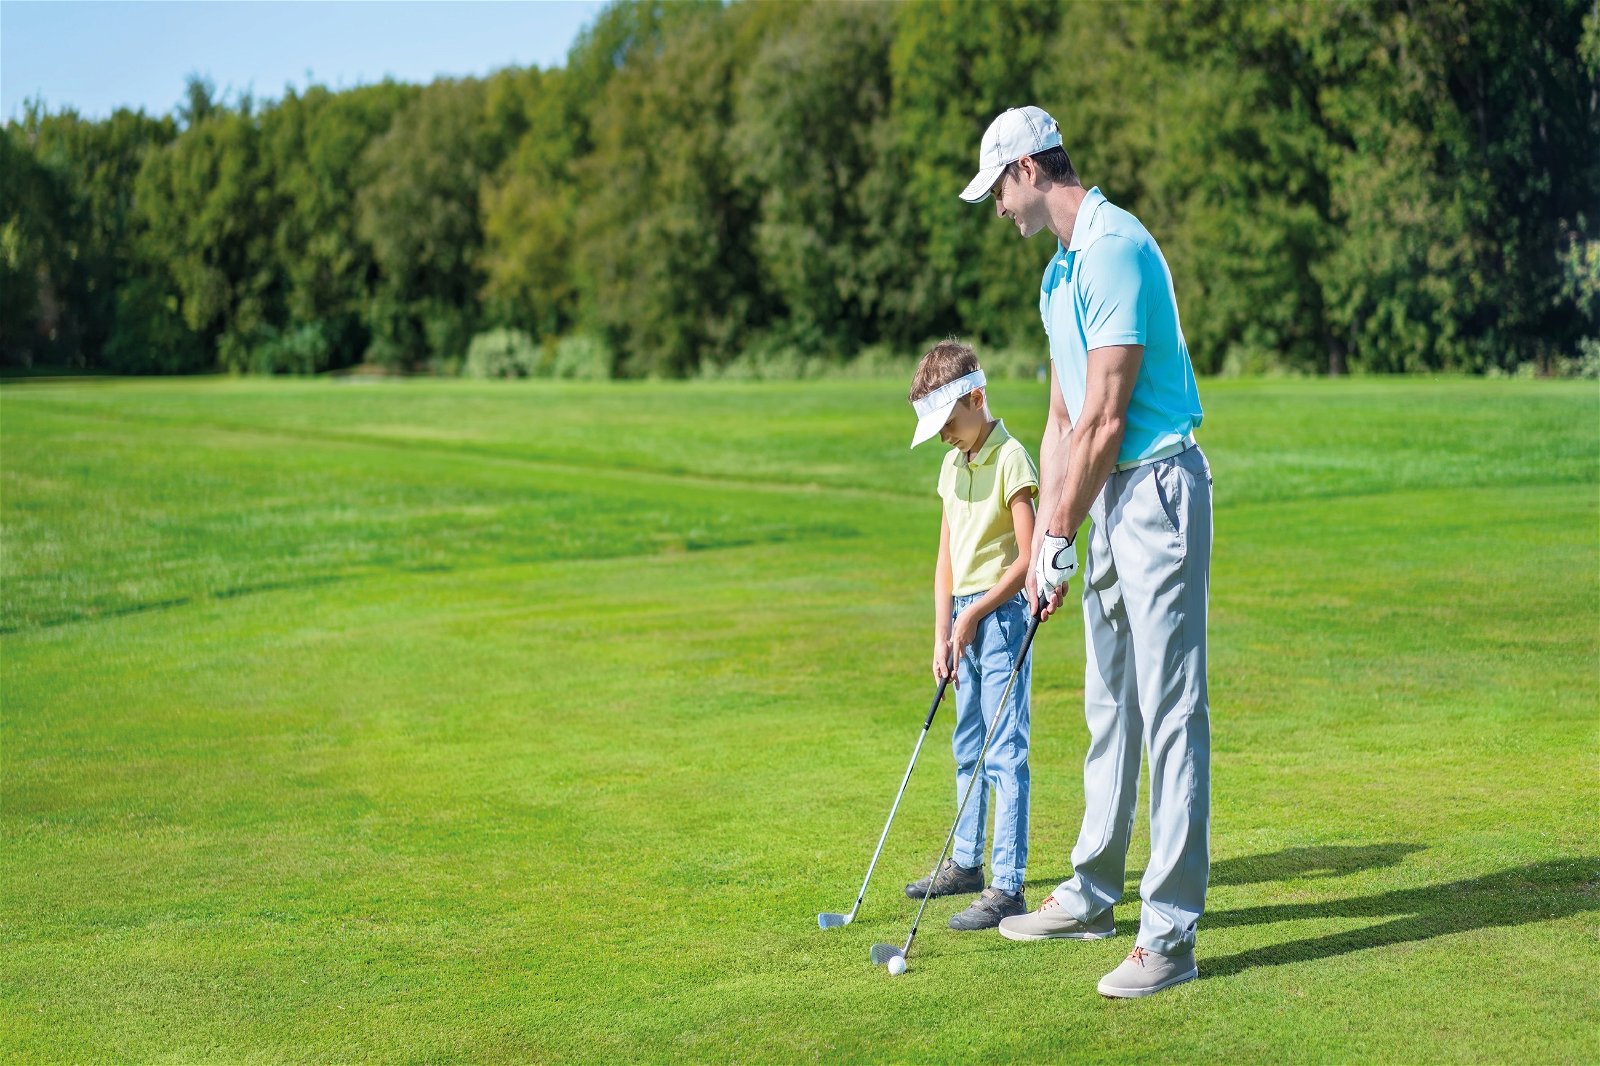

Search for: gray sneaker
xmin=1097 ymin=946 xmax=1198 ymax=998
xmin=948 ymin=886 xmax=1027 ymax=930
xmin=904 ymin=858 xmax=984 ymax=899
xmin=997 ymin=892 xmax=1116 ymax=941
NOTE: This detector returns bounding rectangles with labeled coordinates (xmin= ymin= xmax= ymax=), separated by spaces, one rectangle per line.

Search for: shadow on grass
xmin=1201 ymin=855 xmax=1600 ymax=980
xmin=1020 ymin=844 xmax=1427 ymax=906
xmin=1210 ymin=843 xmax=1427 ymax=886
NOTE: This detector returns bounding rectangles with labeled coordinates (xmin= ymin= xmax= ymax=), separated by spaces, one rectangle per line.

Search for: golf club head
xmin=817 ymin=912 xmax=851 ymax=930
xmin=869 ymin=943 xmax=904 ymax=966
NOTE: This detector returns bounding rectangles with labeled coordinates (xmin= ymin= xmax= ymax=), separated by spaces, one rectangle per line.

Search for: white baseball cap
xmin=909 ymin=370 xmax=986 ymax=448
xmin=958 ymin=105 xmax=1063 ymax=203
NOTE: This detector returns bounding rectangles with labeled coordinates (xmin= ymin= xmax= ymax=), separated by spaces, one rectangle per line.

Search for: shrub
xmin=250 ymin=323 xmax=333 ymax=375
xmin=552 ymin=332 xmax=614 ymax=380
xmin=464 ymin=328 xmax=543 ymax=379
xmin=837 ymin=343 xmax=915 ymax=379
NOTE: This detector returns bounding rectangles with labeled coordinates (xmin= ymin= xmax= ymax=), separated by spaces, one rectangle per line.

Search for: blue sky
xmin=1 ymin=0 xmax=610 ymax=122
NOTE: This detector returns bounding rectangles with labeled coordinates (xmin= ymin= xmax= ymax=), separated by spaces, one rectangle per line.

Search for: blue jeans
xmin=950 ymin=589 xmax=1032 ymax=895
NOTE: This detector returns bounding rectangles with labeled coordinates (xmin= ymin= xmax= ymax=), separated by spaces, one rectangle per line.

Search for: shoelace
xmin=1127 ymin=946 xmax=1151 ymax=968
xmin=1037 ymin=894 xmax=1061 ymax=911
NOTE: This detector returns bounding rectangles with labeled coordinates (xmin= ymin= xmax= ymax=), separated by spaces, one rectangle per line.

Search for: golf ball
xmin=886 ymin=955 xmax=907 ymax=976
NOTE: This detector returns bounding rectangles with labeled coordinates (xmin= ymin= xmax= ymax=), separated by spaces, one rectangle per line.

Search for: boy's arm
xmin=933 ymin=513 xmax=954 ymax=682
xmin=949 ymin=488 xmax=1036 ymax=660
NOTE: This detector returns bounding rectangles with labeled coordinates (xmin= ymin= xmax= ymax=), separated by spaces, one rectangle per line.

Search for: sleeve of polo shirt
xmin=1000 ymin=442 xmax=1039 ymax=505
xmin=1079 ymin=235 xmax=1146 ymax=349
xmin=936 ymin=454 xmax=954 ymax=500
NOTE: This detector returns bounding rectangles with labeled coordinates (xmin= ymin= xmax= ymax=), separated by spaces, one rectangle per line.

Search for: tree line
xmin=4 ymin=0 xmax=1597 ymax=378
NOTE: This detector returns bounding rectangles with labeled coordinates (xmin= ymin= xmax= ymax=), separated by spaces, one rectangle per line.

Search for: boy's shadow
xmin=1202 ymin=848 xmax=1598 ymax=979
xmin=1023 ymin=846 xmax=1599 ymax=980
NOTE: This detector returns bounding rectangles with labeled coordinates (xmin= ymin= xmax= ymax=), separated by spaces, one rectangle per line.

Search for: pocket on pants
xmin=1151 ymin=461 xmax=1182 ymax=537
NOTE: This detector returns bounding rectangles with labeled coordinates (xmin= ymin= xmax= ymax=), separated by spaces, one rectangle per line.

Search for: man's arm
xmin=1028 ymin=365 xmax=1072 ymax=614
xmin=1037 ymin=343 xmax=1144 ymax=620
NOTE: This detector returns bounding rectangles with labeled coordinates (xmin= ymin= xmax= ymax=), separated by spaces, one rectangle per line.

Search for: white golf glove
xmin=1035 ymin=530 xmax=1078 ymax=602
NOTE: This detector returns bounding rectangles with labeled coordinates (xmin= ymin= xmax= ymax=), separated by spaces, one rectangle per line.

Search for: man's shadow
xmin=1209 ymin=843 xmax=1427 ymax=886
xmin=1192 ymin=848 xmax=1599 ymax=980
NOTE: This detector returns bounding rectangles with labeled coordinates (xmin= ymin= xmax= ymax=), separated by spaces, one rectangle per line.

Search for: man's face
xmin=993 ymin=160 xmax=1044 ymax=238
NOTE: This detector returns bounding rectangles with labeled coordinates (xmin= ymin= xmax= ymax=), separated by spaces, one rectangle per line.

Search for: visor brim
xmin=910 ymin=398 xmax=958 ymax=448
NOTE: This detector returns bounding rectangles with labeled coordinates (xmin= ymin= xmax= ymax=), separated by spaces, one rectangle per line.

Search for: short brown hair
xmin=909 ymin=340 xmax=980 ymax=403
xmin=1030 ymin=145 xmax=1079 ymax=186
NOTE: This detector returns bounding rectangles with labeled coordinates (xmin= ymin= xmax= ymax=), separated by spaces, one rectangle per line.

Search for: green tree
xmin=479 ymin=65 xmax=580 ymax=339
xmin=16 ymin=105 xmax=183 ymax=370
xmin=132 ymin=101 xmax=279 ymax=370
xmin=876 ymin=0 xmax=1067 ymax=350
xmin=726 ymin=0 xmax=896 ymax=356
xmin=0 ymin=121 xmax=70 ymax=367
xmin=483 ymin=1 xmax=699 ymax=353
xmin=260 ymin=81 xmax=415 ymax=369
xmin=357 ymin=78 xmax=496 ymax=370
xmin=573 ymin=1 xmax=767 ymax=376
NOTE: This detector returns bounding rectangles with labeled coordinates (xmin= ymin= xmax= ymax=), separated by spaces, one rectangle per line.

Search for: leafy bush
xmin=552 ymin=332 xmax=614 ymax=380
xmin=838 ymin=343 xmax=916 ymax=380
xmin=251 ymin=323 xmax=333 ymax=375
xmin=464 ymin=328 xmax=543 ymax=379
xmin=973 ymin=343 xmax=1049 ymax=382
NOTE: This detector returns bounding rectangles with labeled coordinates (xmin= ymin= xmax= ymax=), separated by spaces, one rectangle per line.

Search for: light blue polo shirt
xmin=1039 ymin=186 xmax=1202 ymax=466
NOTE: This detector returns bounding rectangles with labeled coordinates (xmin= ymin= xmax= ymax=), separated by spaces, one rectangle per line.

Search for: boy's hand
xmin=932 ymin=633 xmax=954 ymax=684
xmin=949 ymin=607 xmax=979 ymax=679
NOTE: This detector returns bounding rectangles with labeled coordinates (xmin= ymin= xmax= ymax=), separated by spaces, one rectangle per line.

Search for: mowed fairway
xmin=3 ymin=376 xmax=1596 ymax=1063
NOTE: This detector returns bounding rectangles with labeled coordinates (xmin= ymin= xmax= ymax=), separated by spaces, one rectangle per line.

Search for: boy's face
xmin=939 ymin=391 xmax=989 ymax=453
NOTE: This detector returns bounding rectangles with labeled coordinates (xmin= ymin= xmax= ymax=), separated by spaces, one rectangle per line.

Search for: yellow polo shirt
xmin=938 ymin=419 xmax=1039 ymax=596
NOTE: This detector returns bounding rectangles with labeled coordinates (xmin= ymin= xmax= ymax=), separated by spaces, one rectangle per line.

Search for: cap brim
xmin=910 ymin=398 xmax=958 ymax=448
xmin=959 ymin=163 xmax=1005 ymax=204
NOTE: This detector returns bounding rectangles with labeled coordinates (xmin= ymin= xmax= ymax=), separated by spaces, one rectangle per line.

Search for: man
xmin=958 ymin=106 xmax=1213 ymax=999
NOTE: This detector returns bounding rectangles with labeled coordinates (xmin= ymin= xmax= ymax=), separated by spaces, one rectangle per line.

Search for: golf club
xmin=818 ymin=677 xmax=950 ymax=930
xmin=870 ymin=604 xmax=1043 ymax=973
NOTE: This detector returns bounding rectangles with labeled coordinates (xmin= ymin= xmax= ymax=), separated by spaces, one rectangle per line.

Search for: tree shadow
xmin=1200 ymin=856 xmax=1600 ymax=980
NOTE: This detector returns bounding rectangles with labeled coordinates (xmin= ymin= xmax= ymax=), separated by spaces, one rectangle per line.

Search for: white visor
xmin=910 ymin=370 xmax=985 ymax=448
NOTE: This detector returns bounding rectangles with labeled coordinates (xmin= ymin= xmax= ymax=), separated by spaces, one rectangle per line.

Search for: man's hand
xmin=1034 ymin=530 xmax=1077 ymax=620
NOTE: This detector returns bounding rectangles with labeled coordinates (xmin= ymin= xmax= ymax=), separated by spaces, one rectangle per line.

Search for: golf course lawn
xmin=3 ymin=375 xmax=1596 ymax=1063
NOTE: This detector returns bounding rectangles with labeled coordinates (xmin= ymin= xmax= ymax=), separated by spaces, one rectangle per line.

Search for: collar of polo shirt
xmin=960 ymin=419 xmax=1010 ymax=468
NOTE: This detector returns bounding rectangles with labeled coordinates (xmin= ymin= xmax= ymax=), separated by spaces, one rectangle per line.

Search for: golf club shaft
xmin=846 ymin=678 xmax=949 ymax=917
xmin=901 ymin=608 xmax=1043 ymax=955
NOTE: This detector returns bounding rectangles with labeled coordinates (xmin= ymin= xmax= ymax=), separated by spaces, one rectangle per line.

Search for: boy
xmin=904 ymin=340 xmax=1039 ymax=930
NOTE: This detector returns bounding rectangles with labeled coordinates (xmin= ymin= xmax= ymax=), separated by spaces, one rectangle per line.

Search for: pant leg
xmin=1112 ymin=447 xmax=1213 ymax=955
xmin=950 ymin=595 xmax=988 ymax=869
xmin=977 ymin=593 xmax=1031 ymax=894
xmin=1052 ymin=487 xmax=1144 ymax=920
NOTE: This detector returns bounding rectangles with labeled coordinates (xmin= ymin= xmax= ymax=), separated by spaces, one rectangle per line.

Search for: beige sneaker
xmin=1097 ymin=946 xmax=1198 ymax=998
xmin=997 ymin=893 xmax=1116 ymax=941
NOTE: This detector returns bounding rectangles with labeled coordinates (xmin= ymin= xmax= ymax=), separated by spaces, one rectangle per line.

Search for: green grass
xmin=3 ymin=376 xmax=1596 ymax=1063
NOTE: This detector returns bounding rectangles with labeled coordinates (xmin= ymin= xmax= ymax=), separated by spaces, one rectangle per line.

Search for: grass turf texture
xmin=3 ymin=376 xmax=1596 ymax=1063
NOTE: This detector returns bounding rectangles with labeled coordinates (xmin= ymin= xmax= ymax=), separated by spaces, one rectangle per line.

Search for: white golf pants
xmin=1054 ymin=444 xmax=1212 ymax=956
